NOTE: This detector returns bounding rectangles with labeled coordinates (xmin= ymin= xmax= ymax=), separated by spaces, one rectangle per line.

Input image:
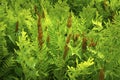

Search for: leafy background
xmin=0 ymin=0 xmax=120 ymax=80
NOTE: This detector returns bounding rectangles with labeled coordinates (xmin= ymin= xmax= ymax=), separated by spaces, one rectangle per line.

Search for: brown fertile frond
xmin=37 ymin=14 xmax=43 ymax=48
xmin=67 ymin=14 xmax=72 ymax=28
xmin=66 ymin=34 xmax=72 ymax=44
xmin=63 ymin=45 xmax=69 ymax=60
xmin=89 ymin=39 xmax=97 ymax=47
xmin=99 ymin=68 xmax=104 ymax=80
xmin=82 ymin=37 xmax=87 ymax=53
xmin=73 ymin=34 xmax=80 ymax=42
xmin=63 ymin=34 xmax=72 ymax=60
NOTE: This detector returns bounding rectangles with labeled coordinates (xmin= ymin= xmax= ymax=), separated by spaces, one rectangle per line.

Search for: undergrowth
xmin=0 ymin=0 xmax=120 ymax=80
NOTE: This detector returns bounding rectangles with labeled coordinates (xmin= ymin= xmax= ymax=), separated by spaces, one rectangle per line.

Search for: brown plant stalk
xmin=99 ymin=68 xmax=104 ymax=80
xmin=82 ymin=37 xmax=87 ymax=53
xmin=67 ymin=14 xmax=72 ymax=28
xmin=63 ymin=34 xmax=72 ymax=60
xmin=37 ymin=14 xmax=43 ymax=48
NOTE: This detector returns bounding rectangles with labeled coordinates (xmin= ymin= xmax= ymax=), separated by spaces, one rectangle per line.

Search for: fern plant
xmin=0 ymin=0 xmax=120 ymax=80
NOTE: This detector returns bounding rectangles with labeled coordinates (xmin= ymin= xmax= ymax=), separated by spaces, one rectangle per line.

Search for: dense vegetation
xmin=0 ymin=0 xmax=120 ymax=80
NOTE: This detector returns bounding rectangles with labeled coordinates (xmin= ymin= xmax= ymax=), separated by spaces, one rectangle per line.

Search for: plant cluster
xmin=0 ymin=0 xmax=120 ymax=80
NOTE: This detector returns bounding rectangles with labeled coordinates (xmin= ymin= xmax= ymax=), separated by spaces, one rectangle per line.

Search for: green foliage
xmin=67 ymin=58 xmax=94 ymax=80
xmin=0 ymin=0 xmax=120 ymax=80
xmin=0 ymin=14 xmax=17 ymax=80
